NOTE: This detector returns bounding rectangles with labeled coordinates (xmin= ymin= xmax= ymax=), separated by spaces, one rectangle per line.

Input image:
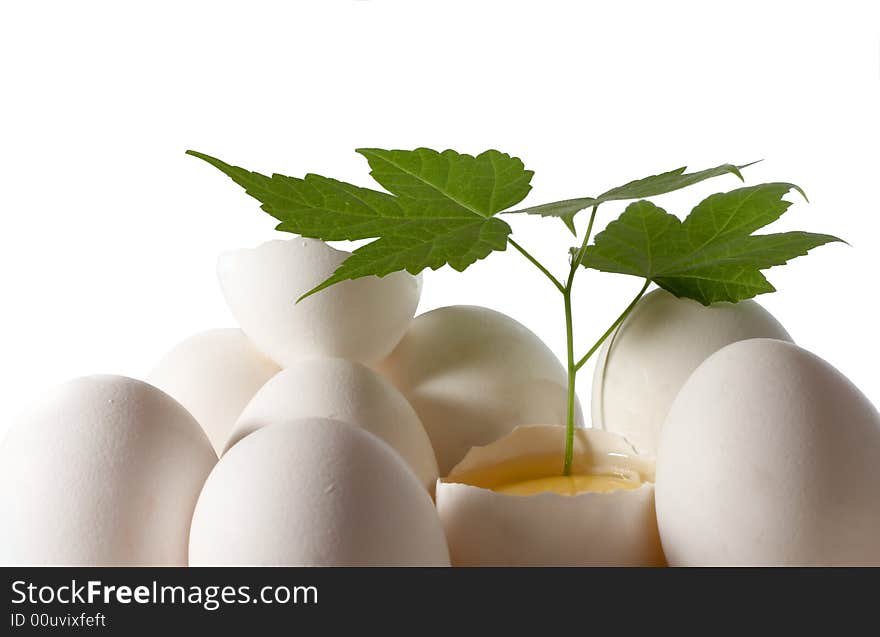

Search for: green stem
xmin=562 ymin=287 xmax=576 ymax=476
xmin=574 ymin=279 xmax=650 ymax=372
xmin=508 ymin=208 xmax=645 ymax=478
xmin=568 ymin=205 xmax=598 ymax=276
xmin=561 ymin=205 xmax=599 ymax=476
xmin=508 ymin=238 xmax=565 ymax=294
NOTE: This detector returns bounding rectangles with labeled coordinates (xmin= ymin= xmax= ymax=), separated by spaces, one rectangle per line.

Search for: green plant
xmin=188 ymin=148 xmax=841 ymax=475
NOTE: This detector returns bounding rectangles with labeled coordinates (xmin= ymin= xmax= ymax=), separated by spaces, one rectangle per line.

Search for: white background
xmin=1 ymin=1 xmax=878 ymax=423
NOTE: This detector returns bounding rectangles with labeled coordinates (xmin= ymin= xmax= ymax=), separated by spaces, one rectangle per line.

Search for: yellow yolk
xmin=492 ymin=474 xmax=639 ymax=496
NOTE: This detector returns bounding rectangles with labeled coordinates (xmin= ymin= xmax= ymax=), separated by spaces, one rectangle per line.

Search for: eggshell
xmin=436 ymin=425 xmax=662 ymax=566
xmin=148 ymin=328 xmax=280 ymax=454
xmin=189 ymin=418 xmax=450 ymax=566
xmin=0 ymin=375 xmax=216 ymax=565
xmin=217 ymin=238 xmax=421 ymax=366
xmin=378 ymin=305 xmax=581 ymax=475
xmin=225 ymin=357 xmax=438 ymax=492
xmin=592 ymin=288 xmax=791 ymax=455
xmin=656 ymin=338 xmax=880 ymax=565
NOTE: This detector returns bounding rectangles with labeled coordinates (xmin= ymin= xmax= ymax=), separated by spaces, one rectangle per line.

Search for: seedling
xmin=188 ymin=148 xmax=840 ymax=475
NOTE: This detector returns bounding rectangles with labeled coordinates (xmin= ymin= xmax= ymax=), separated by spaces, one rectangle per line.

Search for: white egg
xmin=656 ymin=338 xmax=880 ymax=565
xmin=592 ymin=288 xmax=791 ymax=455
xmin=436 ymin=425 xmax=663 ymax=566
xmin=148 ymin=328 xmax=280 ymax=454
xmin=217 ymin=238 xmax=421 ymax=366
xmin=189 ymin=418 xmax=450 ymax=566
xmin=225 ymin=357 xmax=438 ymax=492
xmin=378 ymin=305 xmax=581 ymax=475
xmin=0 ymin=375 xmax=216 ymax=565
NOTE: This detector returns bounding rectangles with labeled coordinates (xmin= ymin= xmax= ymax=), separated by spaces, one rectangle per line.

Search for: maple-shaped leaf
xmin=580 ymin=184 xmax=841 ymax=304
xmin=187 ymin=148 xmax=533 ymax=298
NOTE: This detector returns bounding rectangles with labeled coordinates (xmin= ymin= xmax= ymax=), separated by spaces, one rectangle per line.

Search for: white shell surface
xmin=225 ymin=357 xmax=438 ymax=492
xmin=378 ymin=305 xmax=581 ymax=475
xmin=148 ymin=328 xmax=280 ymax=454
xmin=656 ymin=338 xmax=880 ymax=566
xmin=436 ymin=425 xmax=663 ymax=566
xmin=592 ymin=288 xmax=791 ymax=455
xmin=217 ymin=238 xmax=421 ymax=366
xmin=189 ymin=418 xmax=450 ymax=566
xmin=0 ymin=375 xmax=216 ymax=565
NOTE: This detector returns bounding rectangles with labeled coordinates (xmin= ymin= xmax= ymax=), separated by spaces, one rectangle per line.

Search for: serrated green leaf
xmin=357 ymin=148 xmax=533 ymax=217
xmin=187 ymin=150 xmax=412 ymax=237
xmin=597 ymin=162 xmax=752 ymax=201
xmin=187 ymin=148 xmax=531 ymax=299
xmin=681 ymin=182 xmax=806 ymax=248
xmin=581 ymin=183 xmax=841 ymax=304
xmin=507 ymin=161 xmax=753 ymax=233
xmin=304 ymin=217 xmax=511 ymax=298
xmin=654 ymin=268 xmax=776 ymax=305
xmin=576 ymin=201 xmax=682 ymax=277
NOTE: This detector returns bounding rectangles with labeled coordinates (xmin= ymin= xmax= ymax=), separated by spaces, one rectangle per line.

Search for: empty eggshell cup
xmin=218 ymin=238 xmax=421 ymax=367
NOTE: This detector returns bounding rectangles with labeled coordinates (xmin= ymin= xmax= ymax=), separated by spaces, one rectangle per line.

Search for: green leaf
xmin=681 ymin=182 xmax=807 ymax=247
xmin=508 ymin=161 xmax=754 ymax=233
xmin=580 ymin=183 xmax=841 ymax=304
xmin=356 ymin=148 xmax=533 ymax=217
xmin=595 ymin=162 xmax=754 ymax=202
xmin=304 ymin=218 xmax=512 ymax=298
xmin=186 ymin=148 xmax=531 ymax=299
xmin=187 ymin=150 xmax=409 ymax=237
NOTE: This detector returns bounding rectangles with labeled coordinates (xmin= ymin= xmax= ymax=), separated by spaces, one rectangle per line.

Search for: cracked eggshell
xmin=225 ymin=357 xmax=438 ymax=492
xmin=189 ymin=418 xmax=450 ymax=566
xmin=378 ymin=305 xmax=581 ymax=476
xmin=592 ymin=288 xmax=791 ymax=455
xmin=148 ymin=328 xmax=280 ymax=454
xmin=0 ymin=375 xmax=216 ymax=566
xmin=436 ymin=425 xmax=662 ymax=566
xmin=656 ymin=338 xmax=880 ymax=566
xmin=217 ymin=238 xmax=421 ymax=366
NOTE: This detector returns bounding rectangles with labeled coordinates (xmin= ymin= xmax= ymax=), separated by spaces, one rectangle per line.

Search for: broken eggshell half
xmin=435 ymin=424 xmax=663 ymax=566
xmin=218 ymin=238 xmax=422 ymax=367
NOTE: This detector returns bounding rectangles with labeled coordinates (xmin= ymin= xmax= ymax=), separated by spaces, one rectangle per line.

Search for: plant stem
xmin=568 ymin=206 xmax=598 ymax=277
xmin=508 ymin=208 xmax=647 ymax=478
xmin=561 ymin=206 xmax=599 ymax=476
xmin=574 ymin=279 xmax=650 ymax=372
xmin=508 ymin=238 xmax=565 ymax=294
xmin=562 ymin=286 xmax=576 ymax=475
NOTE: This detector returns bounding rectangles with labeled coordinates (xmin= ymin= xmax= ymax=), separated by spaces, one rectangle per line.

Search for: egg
xmin=189 ymin=418 xmax=450 ymax=566
xmin=148 ymin=328 xmax=280 ymax=454
xmin=0 ymin=375 xmax=216 ymax=565
xmin=436 ymin=424 xmax=662 ymax=565
xmin=656 ymin=338 xmax=880 ymax=565
xmin=217 ymin=238 xmax=421 ymax=367
xmin=592 ymin=288 xmax=791 ymax=455
xmin=225 ymin=357 xmax=438 ymax=492
xmin=378 ymin=305 xmax=581 ymax=475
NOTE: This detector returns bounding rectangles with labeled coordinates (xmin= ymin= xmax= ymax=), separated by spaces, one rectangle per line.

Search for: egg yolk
xmin=492 ymin=474 xmax=640 ymax=496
